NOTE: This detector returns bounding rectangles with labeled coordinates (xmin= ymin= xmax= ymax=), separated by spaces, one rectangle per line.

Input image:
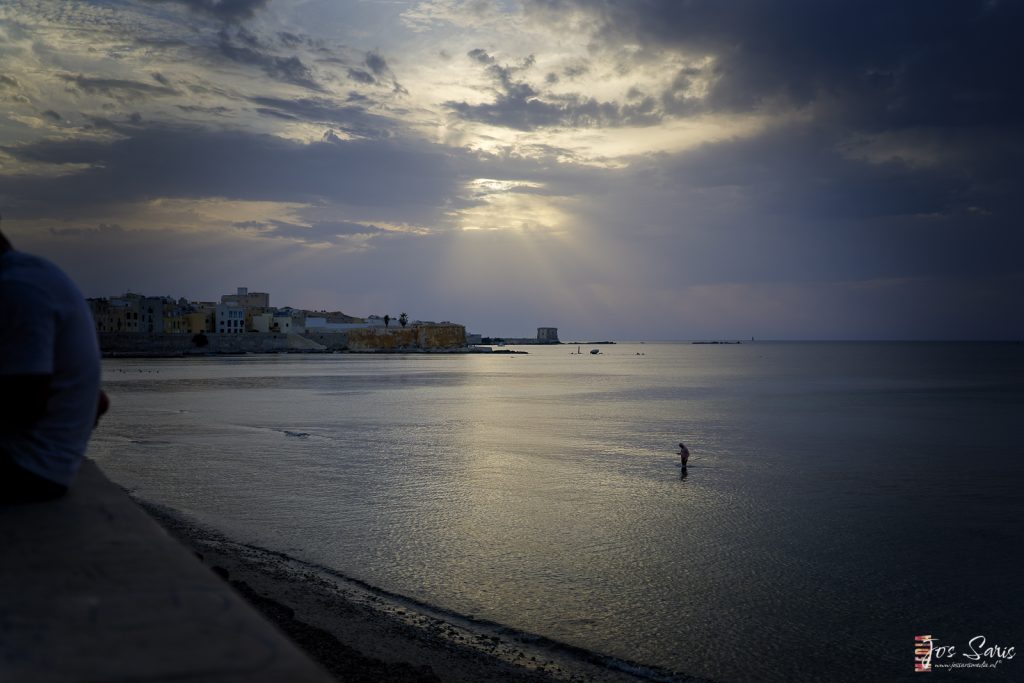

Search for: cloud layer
xmin=0 ymin=0 xmax=1020 ymax=339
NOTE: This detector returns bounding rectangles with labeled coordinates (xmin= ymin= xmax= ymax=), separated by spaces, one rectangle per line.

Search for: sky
xmin=0 ymin=0 xmax=1021 ymax=340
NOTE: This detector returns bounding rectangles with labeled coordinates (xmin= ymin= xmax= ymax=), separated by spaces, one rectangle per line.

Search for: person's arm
xmin=0 ymin=280 xmax=56 ymax=430
xmin=0 ymin=374 xmax=52 ymax=429
xmin=95 ymin=389 xmax=109 ymax=426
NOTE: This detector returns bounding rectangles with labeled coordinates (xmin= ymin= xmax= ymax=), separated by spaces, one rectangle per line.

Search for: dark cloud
xmin=319 ymin=220 xmax=385 ymax=235
xmin=342 ymin=50 xmax=405 ymax=93
xmin=566 ymin=122 xmax=1024 ymax=290
xmin=0 ymin=75 xmax=20 ymax=89
xmin=233 ymin=219 xmax=385 ymax=243
xmin=42 ymin=110 xmax=62 ymax=123
xmin=58 ymin=74 xmax=179 ymax=101
xmin=151 ymin=72 xmax=172 ymax=87
xmin=133 ymin=36 xmax=189 ymax=50
xmin=446 ymin=51 xmax=660 ymax=130
xmin=80 ymin=113 xmax=145 ymax=130
xmin=0 ymin=124 xmax=460 ymax=217
xmin=507 ymin=0 xmax=1023 ymax=319
xmin=563 ymin=64 xmax=589 ymax=79
xmin=79 ymin=116 xmax=126 ymax=133
xmin=347 ymin=68 xmax=376 ymax=85
xmin=253 ymin=106 xmax=297 ymax=120
xmin=321 ymin=129 xmax=345 ymax=144
xmin=216 ymin=28 xmax=321 ymax=90
xmin=364 ymin=51 xmax=388 ymax=76
xmin=467 ymin=48 xmax=494 ymax=65
xmin=176 ymin=104 xmax=233 ymax=115
xmin=277 ymin=31 xmax=304 ymax=48
xmin=248 ymin=96 xmax=394 ymax=139
xmin=143 ymin=0 xmax=270 ymax=23
xmin=658 ymin=67 xmax=708 ymax=116
xmin=48 ymin=223 xmax=125 ymax=237
xmin=526 ymin=0 xmax=1024 ymax=130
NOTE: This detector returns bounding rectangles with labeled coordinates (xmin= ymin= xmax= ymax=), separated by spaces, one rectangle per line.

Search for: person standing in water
xmin=678 ymin=442 xmax=690 ymax=468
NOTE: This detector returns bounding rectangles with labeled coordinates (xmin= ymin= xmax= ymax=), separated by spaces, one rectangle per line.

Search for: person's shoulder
xmin=1 ymin=251 xmax=76 ymax=303
xmin=3 ymin=249 xmax=64 ymax=274
xmin=4 ymin=249 xmax=75 ymax=284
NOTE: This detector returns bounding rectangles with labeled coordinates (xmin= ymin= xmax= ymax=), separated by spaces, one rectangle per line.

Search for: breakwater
xmin=100 ymin=332 xmax=296 ymax=356
xmin=99 ymin=324 xmax=467 ymax=356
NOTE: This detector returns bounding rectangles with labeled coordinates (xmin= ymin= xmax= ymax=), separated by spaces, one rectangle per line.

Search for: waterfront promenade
xmin=0 ymin=460 xmax=333 ymax=682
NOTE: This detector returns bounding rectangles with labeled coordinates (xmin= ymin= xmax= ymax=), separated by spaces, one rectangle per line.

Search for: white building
xmin=252 ymin=312 xmax=295 ymax=334
xmin=251 ymin=313 xmax=273 ymax=334
xmin=216 ymin=302 xmax=245 ymax=334
xmin=221 ymin=286 xmax=269 ymax=309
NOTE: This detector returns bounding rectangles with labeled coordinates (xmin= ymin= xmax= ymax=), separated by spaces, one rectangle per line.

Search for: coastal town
xmin=87 ymin=286 xmax=561 ymax=355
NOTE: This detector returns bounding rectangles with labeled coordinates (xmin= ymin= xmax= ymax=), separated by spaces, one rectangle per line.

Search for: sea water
xmin=89 ymin=342 xmax=1024 ymax=682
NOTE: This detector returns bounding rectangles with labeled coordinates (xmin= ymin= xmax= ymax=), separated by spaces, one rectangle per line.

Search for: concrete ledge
xmin=0 ymin=460 xmax=333 ymax=683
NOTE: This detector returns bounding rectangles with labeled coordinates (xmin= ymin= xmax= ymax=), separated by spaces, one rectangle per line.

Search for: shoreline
xmin=138 ymin=500 xmax=695 ymax=683
xmin=102 ymin=346 xmax=528 ymax=358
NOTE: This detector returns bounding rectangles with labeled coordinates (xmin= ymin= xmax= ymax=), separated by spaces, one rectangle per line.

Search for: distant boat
xmin=590 ymin=348 xmax=600 ymax=355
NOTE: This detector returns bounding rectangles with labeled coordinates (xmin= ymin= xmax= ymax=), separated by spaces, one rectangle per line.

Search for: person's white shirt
xmin=0 ymin=249 xmax=101 ymax=486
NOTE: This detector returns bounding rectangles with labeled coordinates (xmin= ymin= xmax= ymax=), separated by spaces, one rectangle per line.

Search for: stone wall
xmin=99 ymin=333 xmax=292 ymax=356
xmin=346 ymin=324 xmax=466 ymax=351
xmin=99 ymin=324 xmax=466 ymax=355
xmin=301 ymin=331 xmax=349 ymax=351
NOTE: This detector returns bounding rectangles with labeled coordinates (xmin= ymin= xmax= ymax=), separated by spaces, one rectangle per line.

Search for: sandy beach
xmin=139 ymin=501 xmax=688 ymax=683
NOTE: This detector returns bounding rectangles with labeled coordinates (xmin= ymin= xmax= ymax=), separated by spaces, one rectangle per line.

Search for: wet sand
xmin=138 ymin=501 xmax=688 ymax=683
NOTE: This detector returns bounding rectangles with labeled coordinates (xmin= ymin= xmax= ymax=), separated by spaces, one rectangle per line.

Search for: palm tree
xmin=399 ymin=312 xmax=408 ymax=328
xmin=383 ymin=314 xmax=390 ymax=329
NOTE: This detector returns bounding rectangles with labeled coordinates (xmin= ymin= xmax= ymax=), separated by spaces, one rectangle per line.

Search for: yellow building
xmin=184 ymin=311 xmax=213 ymax=333
xmin=162 ymin=315 xmax=190 ymax=334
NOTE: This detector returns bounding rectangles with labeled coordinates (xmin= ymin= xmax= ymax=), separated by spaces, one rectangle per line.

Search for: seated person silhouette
xmin=0 ymin=230 xmax=107 ymax=502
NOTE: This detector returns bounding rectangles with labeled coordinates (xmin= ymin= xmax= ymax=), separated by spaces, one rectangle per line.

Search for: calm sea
xmin=89 ymin=342 xmax=1024 ymax=682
